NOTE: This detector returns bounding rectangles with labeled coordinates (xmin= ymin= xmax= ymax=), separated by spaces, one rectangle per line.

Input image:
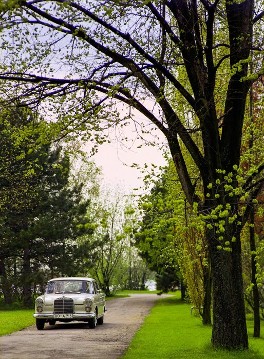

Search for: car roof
xmin=48 ymin=277 xmax=94 ymax=282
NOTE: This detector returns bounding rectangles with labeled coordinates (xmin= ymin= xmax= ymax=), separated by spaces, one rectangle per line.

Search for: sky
xmin=91 ymin=127 xmax=168 ymax=194
xmin=81 ymin=100 xmax=169 ymax=194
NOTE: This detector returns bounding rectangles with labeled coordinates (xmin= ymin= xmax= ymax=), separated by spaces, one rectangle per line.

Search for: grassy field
xmin=113 ymin=289 xmax=160 ymax=297
xmin=121 ymin=295 xmax=264 ymax=359
xmin=0 ymin=309 xmax=35 ymax=336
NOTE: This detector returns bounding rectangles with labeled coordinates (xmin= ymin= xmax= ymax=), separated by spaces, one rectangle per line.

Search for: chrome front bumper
xmin=33 ymin=312 xmax=95 ymax=320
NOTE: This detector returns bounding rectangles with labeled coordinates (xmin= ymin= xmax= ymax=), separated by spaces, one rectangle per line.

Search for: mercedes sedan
xmin=33 ymin=277 xmax=106 ymax=330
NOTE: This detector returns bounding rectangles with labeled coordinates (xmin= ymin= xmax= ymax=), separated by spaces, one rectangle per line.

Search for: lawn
xmin=114 ymin=289 xmax=160 ymax=297
xmin=0 ymin=309 xmax=35 ymax=336
xmin=121 ymin=295 xmax=264 ymax=359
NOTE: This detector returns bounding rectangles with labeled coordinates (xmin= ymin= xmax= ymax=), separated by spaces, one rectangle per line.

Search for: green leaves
xmin=0 ymin=103 xmax=100 ymax=303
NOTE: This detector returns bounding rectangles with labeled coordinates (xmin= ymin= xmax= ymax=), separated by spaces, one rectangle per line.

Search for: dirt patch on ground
xmin=0 ymin=294 xmax=166 ymax=359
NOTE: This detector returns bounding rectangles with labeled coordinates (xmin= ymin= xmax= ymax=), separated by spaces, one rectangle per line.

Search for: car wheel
xmin=49 ymin=320 xmax=56 ymax=326
xmin=97 ymin=315 xmax=104 ymax=325
xmin=36 ymin=319 xmax=45 ymax=330
xmin=88 ymin=312 xmax=97 ymax=329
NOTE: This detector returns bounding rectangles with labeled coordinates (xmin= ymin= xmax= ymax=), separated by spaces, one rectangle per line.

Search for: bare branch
xmin=253 ymin=10 xmax=264 ymax=23
xmin=21 ymin=1 xmax=196 ymax=109
xmin=147 ymin=2 xmax=181 ymax=47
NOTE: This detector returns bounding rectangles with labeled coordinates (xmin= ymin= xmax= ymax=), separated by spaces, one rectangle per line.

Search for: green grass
xmin=0 ymin=309 xmax=35 ymax=336
xmin=114 ymin=289 xmax=176 ymax=297
xmin=114 ymin=289 xmax=159 ymax=297
xmin=121 ymin=295 xmax=264 ymax=359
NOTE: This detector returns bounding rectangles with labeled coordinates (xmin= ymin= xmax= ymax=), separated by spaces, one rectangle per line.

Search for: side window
xmin=85 ymin=281 xmax=90 ymax=293
xmin=89 ymin=282 xmax=95 ymax=294
xmin=93 ymin=282 xmax=98 ymax=294
xmin=46 ymin=282 xmax=54 ymax=294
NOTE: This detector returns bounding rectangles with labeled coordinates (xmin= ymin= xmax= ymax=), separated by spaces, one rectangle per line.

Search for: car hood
xmin=37 ymin=293 xmax=94 ymax=305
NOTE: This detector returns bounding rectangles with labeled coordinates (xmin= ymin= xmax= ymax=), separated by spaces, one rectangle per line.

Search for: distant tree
xmin=137 ymin=161 xmax=211 ymax=323
xmin=136 ymin=174 xmax=182 ymax=291
xmin=79 ymin=192 xmax=146 ymax=295
xmin=0 ymin=105 xmax=95 ymax=306
xmin=122 ymin=204 xmax=150 ymax=291
xmin=240 ymin=77 xmax=264 ymax=337
xmin=86 ymin=194 xmax=130 ymax=296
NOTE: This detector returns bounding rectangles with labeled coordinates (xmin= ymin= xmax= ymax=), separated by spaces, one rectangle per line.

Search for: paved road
xmin=0 ymin=294 xmax=164 ymax=359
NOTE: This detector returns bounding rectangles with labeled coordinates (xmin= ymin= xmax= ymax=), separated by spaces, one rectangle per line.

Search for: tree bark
xmin=208 ymin=228 xmax=248 ymax=349
xmin=22 ymin=248 xmax=33 ymax=307
xmin=249 ymin=207 xmax=260 ymax=337
xmin=180 ymin=280 xmax=186 ymax=301
xmin=0 ymin=258 xmax=13 ymax=305
xmin=202 ymin=264 xmax=212 ymax=325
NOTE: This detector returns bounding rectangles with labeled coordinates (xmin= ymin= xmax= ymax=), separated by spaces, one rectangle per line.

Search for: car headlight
xmin=84 ymin=298 xmax=93 ymax=312
xmin=36 ymin=298 xmax=44 ymax=313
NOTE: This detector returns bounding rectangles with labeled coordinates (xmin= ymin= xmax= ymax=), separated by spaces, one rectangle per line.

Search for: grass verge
xmin=112 ymin=290 xmax=160 ymax=298
xmin=0 ymin=310 xmax=35 ymax=336
xmin=121 ymin=295 xmax=264 ymax=359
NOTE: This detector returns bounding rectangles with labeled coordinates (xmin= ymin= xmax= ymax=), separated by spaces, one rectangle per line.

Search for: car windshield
xmin=46 ymin=280 xmax=93 ymax=294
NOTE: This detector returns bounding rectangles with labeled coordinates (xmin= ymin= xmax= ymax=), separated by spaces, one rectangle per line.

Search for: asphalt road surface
xmin=0 ymin=294 xmax=165 ymax=359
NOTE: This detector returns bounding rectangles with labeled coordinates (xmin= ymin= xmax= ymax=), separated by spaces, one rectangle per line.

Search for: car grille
xmin=54 ymin=297 xmax=74 ymax=314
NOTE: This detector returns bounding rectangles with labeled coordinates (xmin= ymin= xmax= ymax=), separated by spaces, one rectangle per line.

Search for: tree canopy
xmin=0 ymin=104 xmax=95 ymax=306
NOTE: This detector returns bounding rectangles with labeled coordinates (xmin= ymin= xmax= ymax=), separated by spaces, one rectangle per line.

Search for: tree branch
xmin=243 ymin=163 xmax=264 ymax=191
xmin=253 ymin=10 xmax=264 ymax=23
xmin=21 ymin=1 xmax=196 ymax=109
xmin=147 ymin=2 xmax=181 ymax=47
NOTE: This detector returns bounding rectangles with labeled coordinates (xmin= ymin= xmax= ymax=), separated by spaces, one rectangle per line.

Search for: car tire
xmin=97 ymin=315 xmax=104 ymax=325
xmin=36 ymin=319 xmax=45 ymax=330
xmin=88 ymin=312 xmax=97 ymax=329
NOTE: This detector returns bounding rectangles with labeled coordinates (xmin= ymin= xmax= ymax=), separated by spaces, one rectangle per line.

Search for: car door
xmin=93 ymin=281 xmax=105 ymax=316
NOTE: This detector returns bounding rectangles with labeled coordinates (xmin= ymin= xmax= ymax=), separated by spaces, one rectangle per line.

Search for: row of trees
xmin=75 ymin=192 xmax=153 ymax=296
xmin=136 ymin=75 xmax=264 ymax=332
xmin=137 ymin=155 xmax=264 ymax=325
xmin=0 ymin=104 xmax=150 ymax=306
xmin=0 ymin=105 xmax=93 ymax=306
xmin=1 ymin=98 xmax=263 ymax=319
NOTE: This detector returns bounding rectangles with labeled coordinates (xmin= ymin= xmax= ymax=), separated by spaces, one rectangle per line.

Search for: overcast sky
xmin=92 ymin=129 xmax=168 ymax=194
xmin=81 ymin=98 xmax=169 ymax=194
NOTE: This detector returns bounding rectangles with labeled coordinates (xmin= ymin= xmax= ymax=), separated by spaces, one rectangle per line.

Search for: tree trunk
xmin=249 ymin=207 xmax=260 ymax=337
xmin=140 ymin=270 xmax=147 ymax=290
xmin=103 ymin=279 xmax=111 ymax=297
xmin=248 ymin=68 xmax=260 ymax=338
xmin=0 ymin=258 xmax=13 ymax=305
xmin=202 ymin=264 xmax=212 ymax=325
xmin=208 ymin=228 xmax=248 ymax=349
xmin=180 ymin=280 xmax=186 ymax=301
xmin=22 ymin=248 xmax=33 ymax=307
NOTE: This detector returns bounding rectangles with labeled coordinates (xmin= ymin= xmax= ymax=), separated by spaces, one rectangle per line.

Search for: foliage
xmin=137 ymin=159 xmax=210 ymax=318
xmin=77 ymin=191 xmax=149 ymax=295
xmin=136 ymin=167 xmax=182 ymax=290
xmin=243 ymin=227 xmax=264 ymax=316
xmin=0 ymin=104 xmax=96 ymax=306
xmin=235 ymin=77 xmax=264 ymax=336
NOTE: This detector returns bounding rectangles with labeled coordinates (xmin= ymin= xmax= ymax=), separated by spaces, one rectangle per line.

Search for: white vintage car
xmin=33 ymin=277 xmax=106 ymax=330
